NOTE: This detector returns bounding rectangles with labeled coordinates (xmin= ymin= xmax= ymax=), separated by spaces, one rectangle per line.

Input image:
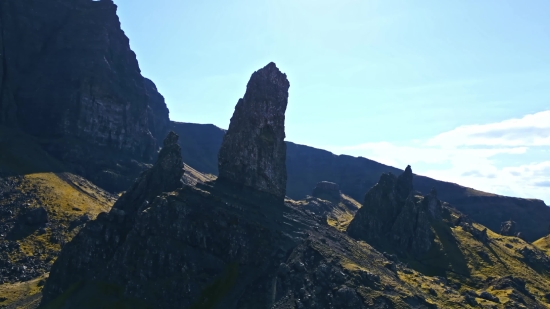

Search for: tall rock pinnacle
xmin=217 ymin=62 xmax=290 ymax=199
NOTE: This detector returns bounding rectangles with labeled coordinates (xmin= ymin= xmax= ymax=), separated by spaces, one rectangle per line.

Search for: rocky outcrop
xmin=312 ymin=181 xmax=341 ymax=202
xmin=501 ymin=220 xmax=519 ymax=236
xmin=41 ymin=131 xmax=184 ymax=303
xmin=347 ymin=166 xmax=441 ymax=256
xmin=217 ymin=62 xmax=289 ymax=200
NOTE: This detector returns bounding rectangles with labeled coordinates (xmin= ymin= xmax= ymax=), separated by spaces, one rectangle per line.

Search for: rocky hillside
xmin=38 ymin=63 xmax=550 ymax=309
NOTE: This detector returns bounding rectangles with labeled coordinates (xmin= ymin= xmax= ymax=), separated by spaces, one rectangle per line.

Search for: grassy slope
xmin=0 ymin=127 xmax=115 ymax=308
xmin=399 ymin=205 xmax=550 ymax=308
xmin=534 ymin=236 xmax=550 ymax=255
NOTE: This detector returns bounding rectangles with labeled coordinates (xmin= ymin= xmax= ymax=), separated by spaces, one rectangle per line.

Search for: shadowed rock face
xmin=0 ymin=0 xmax=171 ymax=192
xmin=347 ymin=165 xmax=441 ymax=256
xmin=217 ymin=62 xmax=289 ymax=200
xmin=41 ymin=132 xmax=184 ymax=304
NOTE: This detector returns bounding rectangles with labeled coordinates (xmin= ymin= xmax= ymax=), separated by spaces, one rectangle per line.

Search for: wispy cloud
xmin=325 ymin=110 xmax=550 ymax=204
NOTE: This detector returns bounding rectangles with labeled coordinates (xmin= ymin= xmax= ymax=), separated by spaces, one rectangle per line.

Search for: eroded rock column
xmin=217 ymin=62 xmax=290 ymax=200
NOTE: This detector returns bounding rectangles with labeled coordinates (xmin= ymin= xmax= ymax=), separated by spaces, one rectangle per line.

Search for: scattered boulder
xmin=217 ymin=62 xmax=289 ymax=200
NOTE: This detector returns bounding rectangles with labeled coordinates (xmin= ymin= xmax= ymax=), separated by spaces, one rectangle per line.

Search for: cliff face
xmin=0 ymin=0 xmax=171 ymax=191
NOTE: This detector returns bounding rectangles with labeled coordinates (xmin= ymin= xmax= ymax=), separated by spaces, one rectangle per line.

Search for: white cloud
xmin=427 ymin=110 xmax=550 ymax=147
xmin=325 ymin=110 xmax=550 ymax=204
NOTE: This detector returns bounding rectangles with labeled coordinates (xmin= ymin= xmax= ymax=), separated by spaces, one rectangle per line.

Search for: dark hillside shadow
xmin=0 ymin=126 xmax=68 ymax=176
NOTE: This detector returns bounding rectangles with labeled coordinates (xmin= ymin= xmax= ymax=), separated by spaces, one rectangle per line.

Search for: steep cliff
xmin=0 ymin=0 xmax=171 ymax=192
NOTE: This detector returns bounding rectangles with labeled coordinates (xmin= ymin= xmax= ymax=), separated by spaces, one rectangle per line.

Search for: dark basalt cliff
xmin=0 ymin=0 xmax=171 ymax=191
xmin=218 ymin=62 xmax=289 ymax=200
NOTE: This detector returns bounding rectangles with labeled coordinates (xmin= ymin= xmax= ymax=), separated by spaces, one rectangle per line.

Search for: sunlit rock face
xmin=217 ymin=62 xmax=290 ymax=200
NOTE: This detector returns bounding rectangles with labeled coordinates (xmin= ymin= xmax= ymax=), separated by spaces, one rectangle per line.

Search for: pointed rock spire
xmin=395 ymin=165 xmax=413 ymax=199
xmin=217 ymin=62 xmax=290 ymax=199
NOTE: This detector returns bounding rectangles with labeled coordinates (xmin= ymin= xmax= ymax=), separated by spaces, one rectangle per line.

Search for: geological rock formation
xmin=347 ymin=166 xmax=441 ymax=255
xmin=312 ymin=181 xmax=341 ymax=201
xmin=41 ymin=132 xmax=184 ymax=303
xmin=217 ymin=62 xmax=289 ymax=199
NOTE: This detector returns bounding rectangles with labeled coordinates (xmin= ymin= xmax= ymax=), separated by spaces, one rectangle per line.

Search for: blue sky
xmin=115 ymin=0 xmax=550 ymax=203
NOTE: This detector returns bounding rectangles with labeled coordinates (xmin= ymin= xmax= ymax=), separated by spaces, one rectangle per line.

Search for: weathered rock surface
xmin=41 ymin=132 xmax=184 ymax=303
xmin=347 ymin=166 xmax=441 ymax=256
xmin=218 ymin=62 xmax=289 ymax=200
